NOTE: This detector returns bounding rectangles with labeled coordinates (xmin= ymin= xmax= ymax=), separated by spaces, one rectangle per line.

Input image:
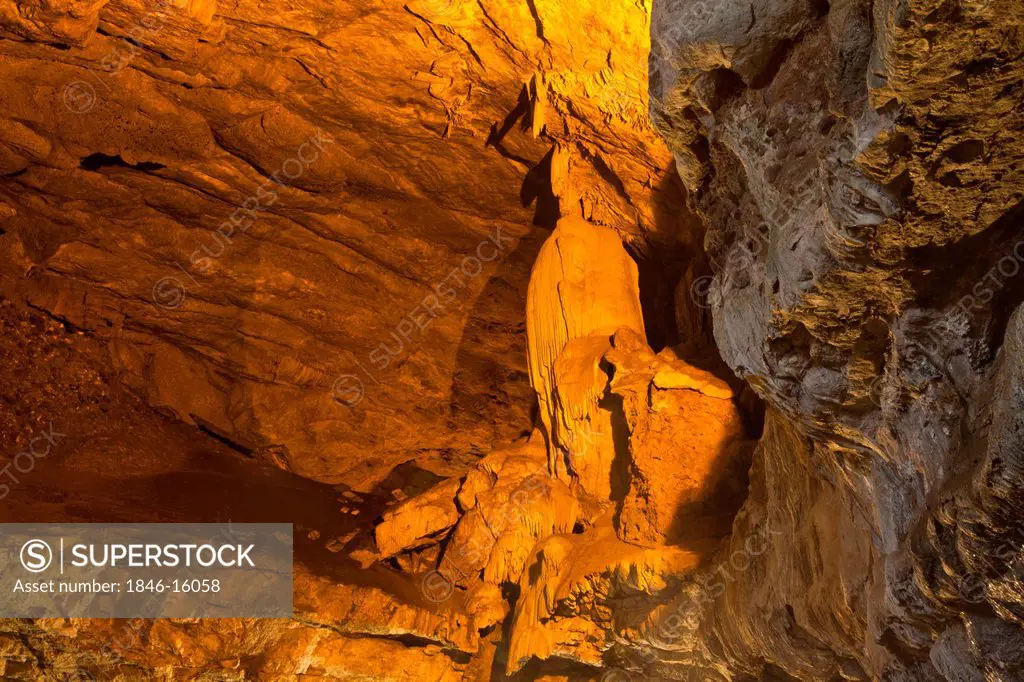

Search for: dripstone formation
xmin=0 ymin=0 xmax=1021 ymax=679
xmin=373 ymin=215 xmax=755 ymax=677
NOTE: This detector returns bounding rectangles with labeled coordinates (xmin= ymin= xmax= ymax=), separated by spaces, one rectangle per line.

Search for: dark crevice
xmin=297 ymin=619 xmax=473 ymax=665
xmin=523 ymin=0 xmax=548 ymax=45
xmin=24 ymin=301 xmax=85 ymax=333
xmin=95 ymin=25 xmax=174 ymax=61
xmin=626 ymin=242 xmax=686 ymax=352
xmin=749 ymin=0 xmax=831 ymax=93
xmin=587 ymin=150 xmax=632 ymax=204
xmin=983 ymin=200 xmax=1024 ymax=360
xmin=809 ymin=0 xmax=831 ymax=19
xmin=195 ymin=421 xmax=254 ymax=457
xmin=761 ymin=662 xmax=803 ymax=682
xmin=486 ymin=86 xmax=531 ymax=150
xmin=520 ymin=146 xmax=560 ymax=228
xmin=944 ymin=139 xmax=986 ymax=164
xmin=705 ymin=67 xmax=747 ymax=110
xmin=80 ymin=153 xmax=166 ymax=172
xmin=750 ymin=38 xmax=797 ymax=89
xmin=599 ymin=386 xmax=632 ymax=529
xmin=908 ymin=198 xmax=1024 ymax=362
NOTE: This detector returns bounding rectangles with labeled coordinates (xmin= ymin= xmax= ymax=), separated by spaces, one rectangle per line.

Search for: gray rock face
xmin=648 ymin=0 xmax=1024 ymax=678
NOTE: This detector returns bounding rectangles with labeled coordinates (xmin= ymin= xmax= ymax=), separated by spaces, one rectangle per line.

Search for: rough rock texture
xmin=3 ymin=0 xmax=1023 ymax=678
xmin=375 ymin=477 xmax=462 ymax=559
xmin=0 ymin=0 xmax=697 ymax=490
xmin=0 ymin=297 xmax=492 ymax=680
xmin=608 ymin=327 xmax=752 ymax=547
xmin=370 ymin=216 xmax=756 ymax=677
xmin=0 ymin=253 xmax=745 ymax=681
xmin=642 ymin=0 xmax=1024 ymax=679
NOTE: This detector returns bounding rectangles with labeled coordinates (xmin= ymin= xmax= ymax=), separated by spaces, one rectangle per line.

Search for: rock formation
xmin=526 ymin=216 xmax=647 ymax=496
xmin=371 ymin=214 xmax=757 ymax=676
xmin=0 ymin=0 xmax=694 ymax=491
xmin=0 ymin=0 xmax=1022 ymax=679
xmin=638 ymin=0 xmax=1024 ymax=679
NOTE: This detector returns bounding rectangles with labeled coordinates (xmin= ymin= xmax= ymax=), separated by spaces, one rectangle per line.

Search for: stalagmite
xmin=606 ymin=328 xmax=753 ymax=546
xmin=0 ymin=0 xmax=1017 ymax=674
xmin=525 ymin=215 xmax=646 ymax=497
xmin=368 ymin=214 xmax=756 ymax=674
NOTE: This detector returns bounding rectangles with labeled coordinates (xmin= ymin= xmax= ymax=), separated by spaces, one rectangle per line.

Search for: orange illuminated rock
xmin=0 ymin=0 xmax=1018 ymax=674
xmin=0 ymin=0 xmax=685 ymax=496
xmin=504 ymin=515 xmax=709 ymax=675
xmin=526 ymin=215 xmax=646 ymax=495
xmin=361 ymin=216 xmax=755 ymax=677
xmin=442 ymin=438 xmax=580 ymax=588
xmin=550 ymin=334 xmax=619 ymax=499
xmin=607 ymin=328 xmax=752 ymax=546
xmin=374 ymin=477 xmax=461 ymax=558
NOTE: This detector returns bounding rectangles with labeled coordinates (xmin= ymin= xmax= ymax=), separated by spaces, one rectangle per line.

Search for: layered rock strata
xmin=0 ymin=0 xmax=696 ymax=490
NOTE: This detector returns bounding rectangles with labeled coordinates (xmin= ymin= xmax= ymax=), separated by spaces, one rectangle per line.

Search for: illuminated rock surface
xmin=369 ymin=215 xmax=755 ymax=677
xmin=0 ymin=0 xmax=690 ymax=491
xmin=0 ymin=0 xmax=1023 ymax=679
xmin=525 ymin=215 xmax=646 ymax=497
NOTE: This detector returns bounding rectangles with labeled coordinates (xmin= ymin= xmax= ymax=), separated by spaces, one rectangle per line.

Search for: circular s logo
xmin=20 ymin=539 xmax=53 ymax=573
xmin=421 ymin=570 xmax=455 ymax=603
xmin=332 ymin=374 xmax=365 ymax=408
xmin=152 ymin=277 xmax=186 ymax=310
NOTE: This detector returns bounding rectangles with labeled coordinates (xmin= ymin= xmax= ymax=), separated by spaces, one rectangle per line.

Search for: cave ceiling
xmin=0 ymin=0 xmax=690 ymax=488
